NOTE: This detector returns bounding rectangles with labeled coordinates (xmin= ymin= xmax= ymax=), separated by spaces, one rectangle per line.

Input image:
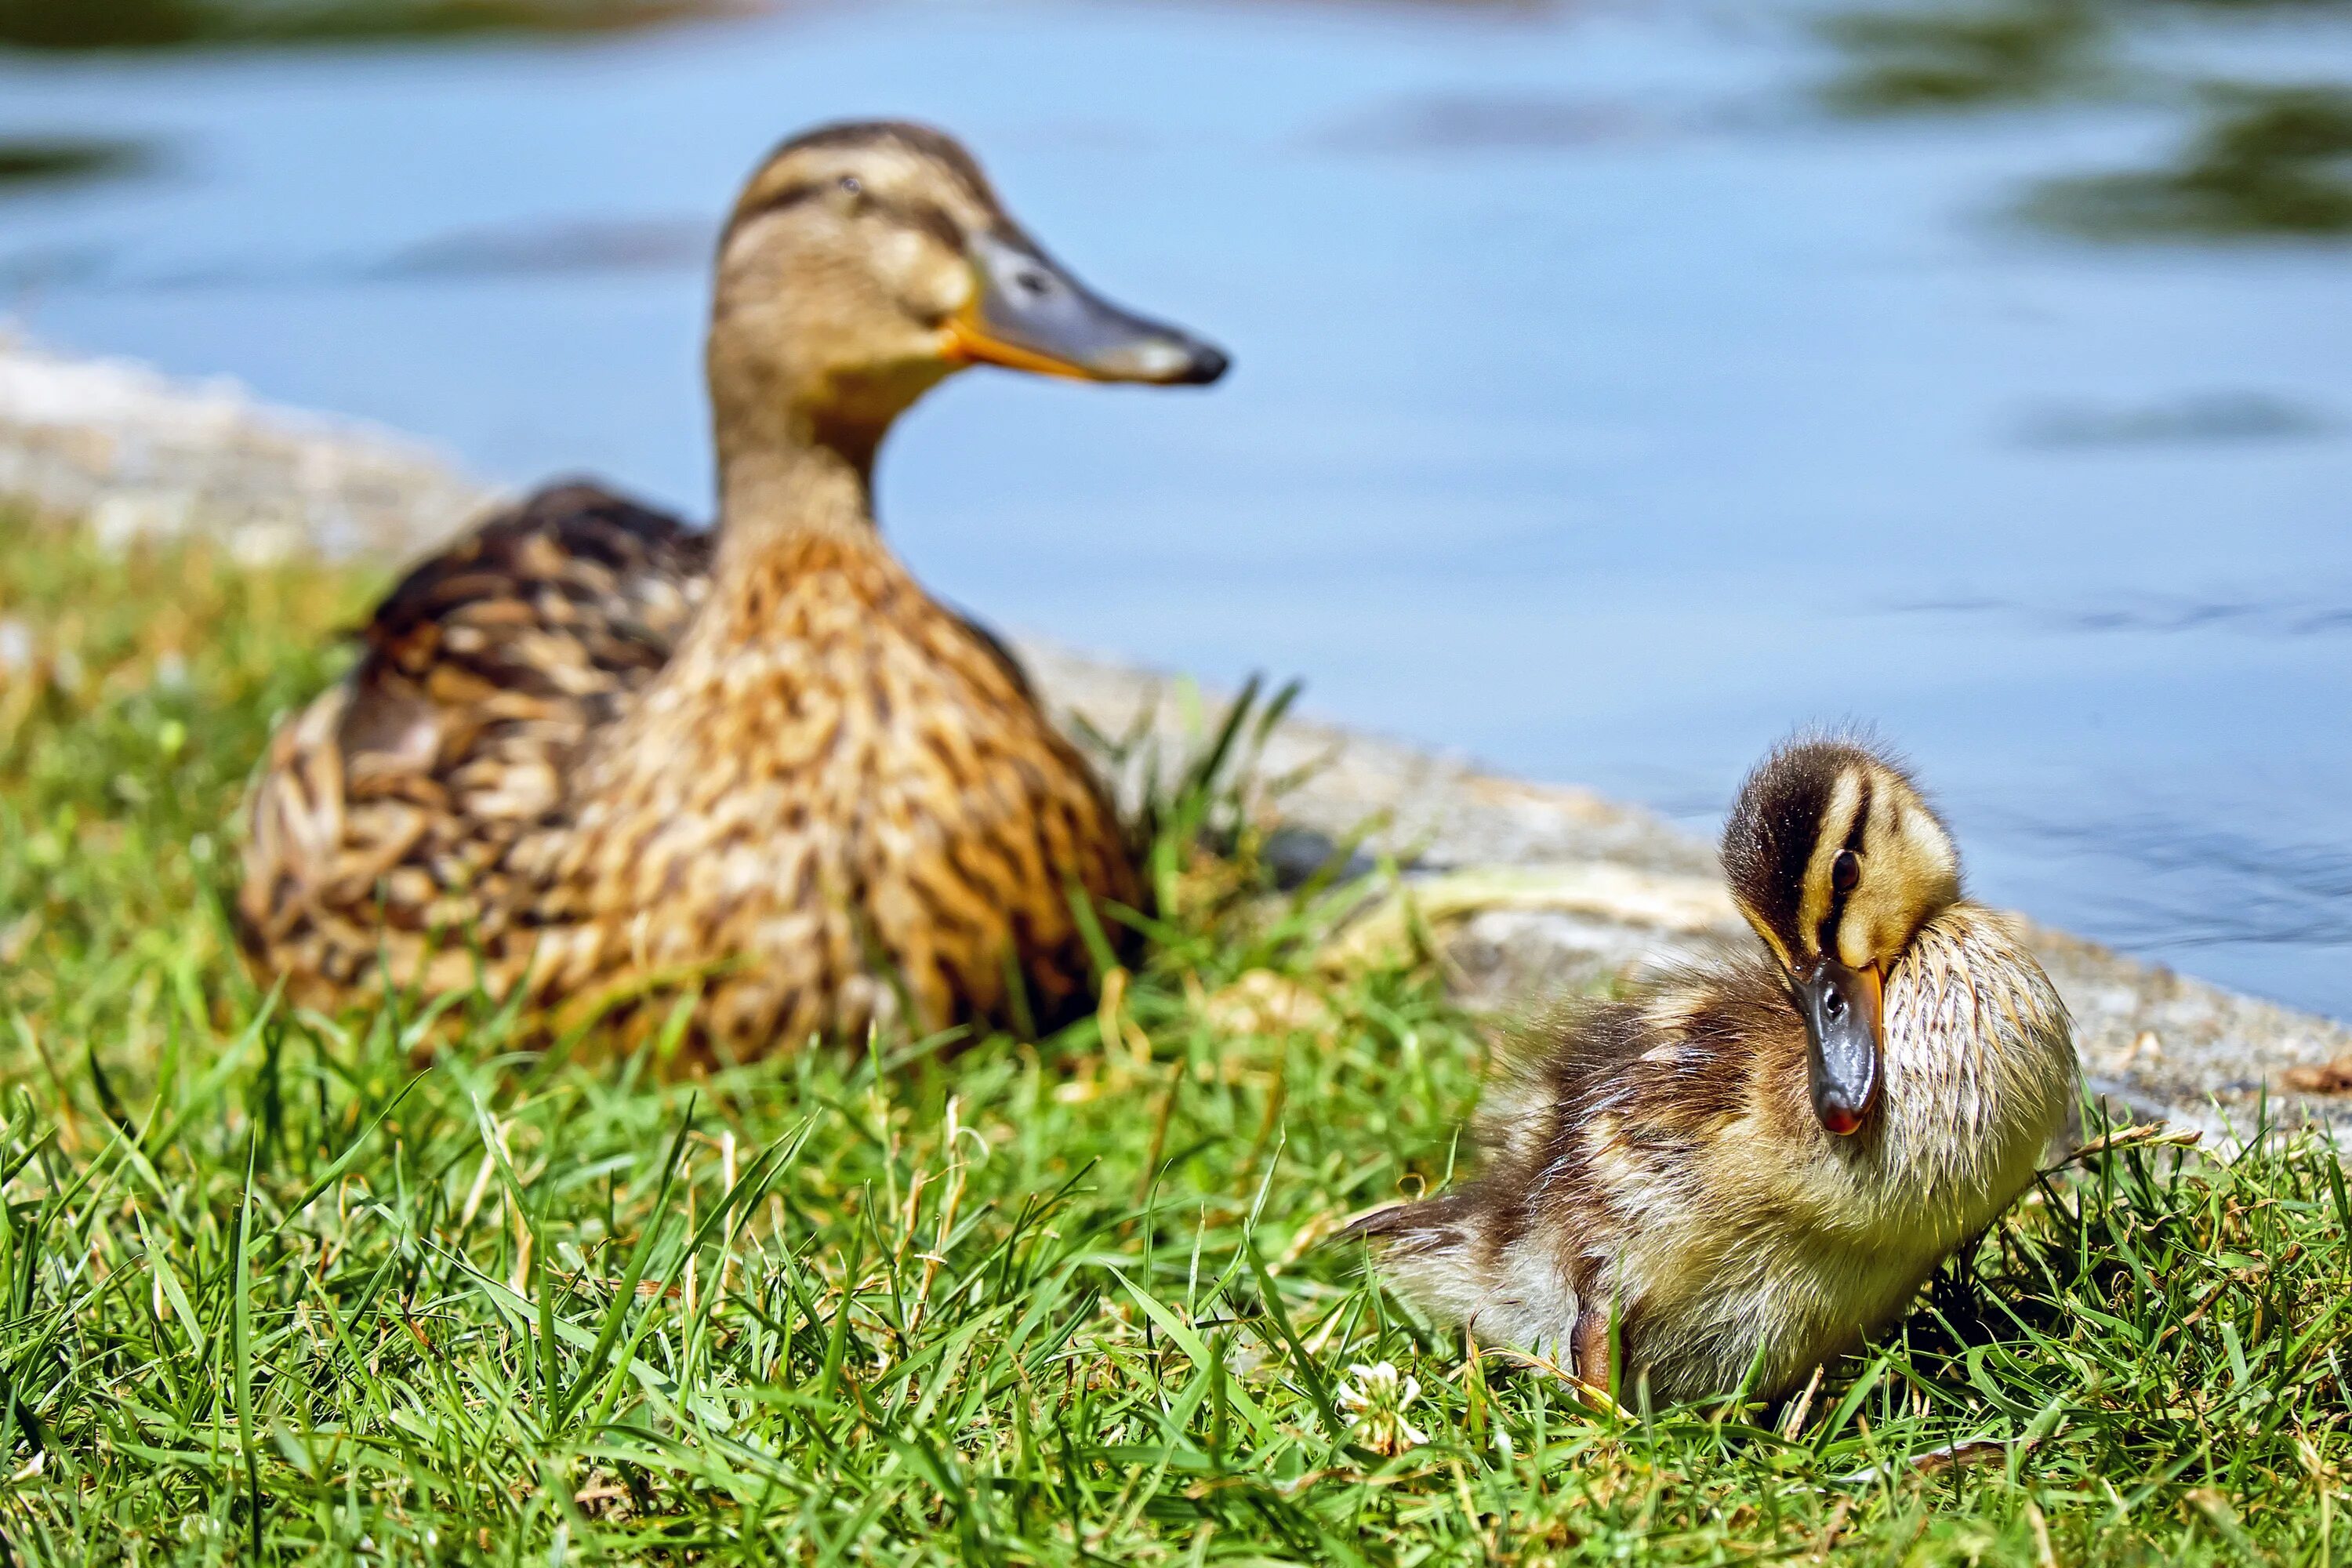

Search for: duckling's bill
xmin=1798 ymin=957 xmax=1882 ymax=1136
xmin=946 ymin=230 xmax=1229 ymax=386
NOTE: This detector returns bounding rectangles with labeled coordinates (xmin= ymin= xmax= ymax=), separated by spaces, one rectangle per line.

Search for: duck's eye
xmin=838 ymin=175 xmax=862 ymax=196
xmin=1831 ymin=850 xmax=1860 ymax=895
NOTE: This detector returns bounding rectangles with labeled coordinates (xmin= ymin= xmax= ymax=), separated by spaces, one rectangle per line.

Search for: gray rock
xmin=0 ymin=332 xmax=492 ymax=563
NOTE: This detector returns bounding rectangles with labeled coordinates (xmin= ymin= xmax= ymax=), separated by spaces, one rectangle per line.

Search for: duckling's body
xmin=1354 ymin=739 xmax=2077 ymax=1403
xmin=238 ymin=121 xmax=1225 ymax=1048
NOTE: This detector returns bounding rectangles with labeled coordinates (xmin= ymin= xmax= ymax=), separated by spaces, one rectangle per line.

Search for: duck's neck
xmin=714 ymin=416 xmax=880 ymax=566
xmin=556 ymin=408 xmax=903 ymax=813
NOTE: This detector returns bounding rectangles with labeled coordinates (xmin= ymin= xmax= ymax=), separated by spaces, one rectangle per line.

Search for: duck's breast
xmin=516 ymin=533 xmax=1134 ymax=1044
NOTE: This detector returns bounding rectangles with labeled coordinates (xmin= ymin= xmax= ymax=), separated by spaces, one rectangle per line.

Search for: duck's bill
xmin=1800 ymin=960 xmax=1883 ymax=1137
xmin=947 ymin=230 xmax=1229 ymax=387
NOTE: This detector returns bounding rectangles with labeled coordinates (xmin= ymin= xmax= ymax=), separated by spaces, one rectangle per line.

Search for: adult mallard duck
xmin=1350 ymin=736 xmax=2078 ymax=1403
xmin=238 ymin=119 xmax=1228 ymax=1051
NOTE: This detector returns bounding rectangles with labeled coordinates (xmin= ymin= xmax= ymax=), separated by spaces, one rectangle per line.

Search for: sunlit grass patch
xmin=0 ymin=499 xmax=2347 ymax=1563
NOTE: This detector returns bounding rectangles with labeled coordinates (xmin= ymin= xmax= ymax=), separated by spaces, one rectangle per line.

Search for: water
xmin=3 ymin=0 xmax=2350 ymax=1016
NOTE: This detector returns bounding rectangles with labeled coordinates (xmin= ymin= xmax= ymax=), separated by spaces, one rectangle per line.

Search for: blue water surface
xmin=3 ymin=0 xmax=2350 ymax=1015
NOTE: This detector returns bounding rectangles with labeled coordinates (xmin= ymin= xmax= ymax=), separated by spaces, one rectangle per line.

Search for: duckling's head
xmin=1722 ymin=736 xmax=1962 ymax=1138
xmin=709 ymin=119 xmax=1227 ymax=469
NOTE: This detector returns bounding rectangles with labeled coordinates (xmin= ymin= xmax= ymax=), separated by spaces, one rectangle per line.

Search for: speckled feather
xmin=238 ymin=483 xmax=1134 ymax=1049
xmin=240 ymin=485 xmax=710 ymax=1000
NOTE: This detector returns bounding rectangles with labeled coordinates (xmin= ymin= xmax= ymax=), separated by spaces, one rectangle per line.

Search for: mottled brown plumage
xmin=238 ymin=119 xmax=1228 ymax=1050
xmin=1352 ymin=737 xmax=2078 ymax=1403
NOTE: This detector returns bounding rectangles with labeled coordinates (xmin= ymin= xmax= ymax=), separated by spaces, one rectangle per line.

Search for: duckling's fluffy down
xmin=1352 ymin=905 xmax=2077 ymax=1403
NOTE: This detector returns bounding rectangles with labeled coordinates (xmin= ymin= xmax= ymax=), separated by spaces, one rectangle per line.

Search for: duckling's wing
xmin=237 ymin=482 xmax=712 ymax=1002
xmin=1345 ymin=1182 xmax=1591 ymax=1361
xmin=1339 ymin=992 xmax=1713 ymax=1366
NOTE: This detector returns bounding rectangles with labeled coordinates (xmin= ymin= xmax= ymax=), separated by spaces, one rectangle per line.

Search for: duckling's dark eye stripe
xmin=1757 ymin=788 xmax=1824 ymax=953
xmin=1817 ymin=775 xmax=1873 ymax=952
xmin=1841 ymin=789 xmax=1871 ymax=855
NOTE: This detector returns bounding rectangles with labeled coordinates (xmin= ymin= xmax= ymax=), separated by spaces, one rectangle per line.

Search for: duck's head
xmin=708 ymin=119 xmax=1228 ymax=469
xmin=1722 ymin=737 xmax=1962 ymax=1138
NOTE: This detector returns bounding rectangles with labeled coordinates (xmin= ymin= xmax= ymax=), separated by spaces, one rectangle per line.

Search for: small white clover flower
xmin=1337 ymin=1359 xmax=1428 ymax=1455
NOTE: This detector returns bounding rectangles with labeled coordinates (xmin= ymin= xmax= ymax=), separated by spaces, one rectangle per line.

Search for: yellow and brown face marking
xmin=1723 ymin=740 xmax=1960 ymax=978
xmin=1722 ymin=739 xmax=1849 ymax=971
xmin=1793 ymin=767 xmax=1873 ymax=967
xmin=1722 ymin=736 xmax=1964 ymax=1138
xmin=1831 ymin=779 xmax=1962 ymax=976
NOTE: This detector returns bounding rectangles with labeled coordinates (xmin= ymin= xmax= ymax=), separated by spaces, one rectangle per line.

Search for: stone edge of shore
xmin=4 ymin=332 xmax=2345 ymax=1138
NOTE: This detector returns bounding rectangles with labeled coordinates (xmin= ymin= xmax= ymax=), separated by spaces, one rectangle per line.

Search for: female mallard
xmin=1351 ymin=736 xmax=2078 ymax=1403
xmin=238 ymin=119 xmax=1228 ymax=1050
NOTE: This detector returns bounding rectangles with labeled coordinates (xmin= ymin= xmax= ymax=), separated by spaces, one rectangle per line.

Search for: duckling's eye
xmin=1831 ymin=850 xmax=1860 ymax=895
xmin=837 ymin=175 xmax=862 ymax=197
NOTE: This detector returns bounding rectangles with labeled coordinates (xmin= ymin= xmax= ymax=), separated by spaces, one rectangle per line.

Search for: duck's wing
xmin=355 ymin=481 xmax=711 ymax=729
xmin=237 ymin=482 xmax=713 ymax=1002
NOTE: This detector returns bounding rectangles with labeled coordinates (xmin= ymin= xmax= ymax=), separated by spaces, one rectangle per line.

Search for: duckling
xmin=238 ymin=119 xmax=1229 ymax=1050
xmin=1349 ymin=736 xmax=2078 ymax=1403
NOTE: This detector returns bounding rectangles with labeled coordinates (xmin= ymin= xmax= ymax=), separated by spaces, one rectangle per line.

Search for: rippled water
xmin=2 ymin=0 xmax=2350 ymax=1015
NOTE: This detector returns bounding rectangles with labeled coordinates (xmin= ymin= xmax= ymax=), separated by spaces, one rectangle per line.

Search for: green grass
xmin=1 ymin=500 xmax=2349 ymax=1563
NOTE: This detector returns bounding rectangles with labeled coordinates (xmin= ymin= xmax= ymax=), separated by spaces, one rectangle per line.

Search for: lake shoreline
xmin=4 ymin=328 xmax=2345 ymax=1139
